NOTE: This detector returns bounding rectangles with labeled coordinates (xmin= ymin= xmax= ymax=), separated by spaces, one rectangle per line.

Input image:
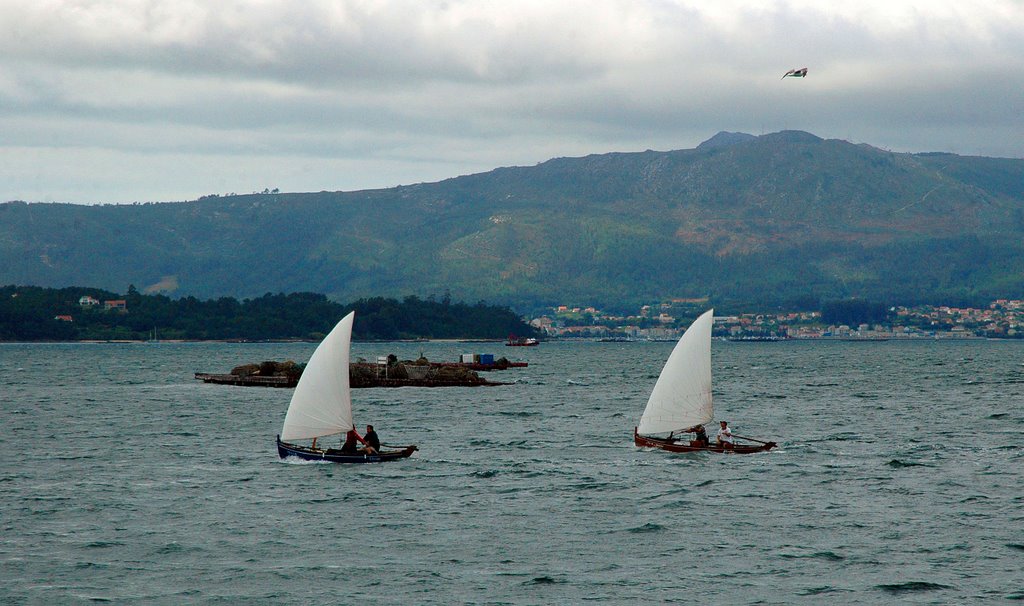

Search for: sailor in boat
xmin=341 ymin=426 xmax=376 ymax=455
xmin=688 ymin=424 xmax=710 ymax=447
xmin=364 ymin=424 xmax=381 ymax=453
xmin=716 ymin=421 xmax=735 ymax=449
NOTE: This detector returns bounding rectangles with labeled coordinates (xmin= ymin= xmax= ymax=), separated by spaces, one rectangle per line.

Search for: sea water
xmin=1 ymin=339 xmax=1022 ymax=604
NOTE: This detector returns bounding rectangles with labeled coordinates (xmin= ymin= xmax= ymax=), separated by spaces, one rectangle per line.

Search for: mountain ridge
xmin=2 ymin=130 xmax=1022 ymax=311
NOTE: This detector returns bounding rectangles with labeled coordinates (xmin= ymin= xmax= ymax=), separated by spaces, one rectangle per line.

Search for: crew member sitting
xmin=687 ymin=424 xmax=709 ymax=447
xmin=716 ymin=420 xmax=735 ymax=449
xmin=341 ymin=426 xmax=369 ymax=454
xmin=364 ymin=424 xmax=380 ymax=455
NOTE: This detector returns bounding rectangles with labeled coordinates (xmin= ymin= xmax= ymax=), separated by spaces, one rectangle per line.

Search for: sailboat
xmin=276 ymin=312 xmax=417 ymax=463
xmin=634 ymin=309 xmax=777 ymax=454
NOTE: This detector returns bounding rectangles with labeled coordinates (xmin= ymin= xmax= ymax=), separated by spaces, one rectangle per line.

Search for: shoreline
xmin=3 ymin=336 xmax=1021 ymax=345
xmin=0 ymin=338 xmax=516 ymax=345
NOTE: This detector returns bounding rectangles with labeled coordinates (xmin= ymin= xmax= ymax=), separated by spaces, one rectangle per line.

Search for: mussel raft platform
xmin=194 ymin=372 xmax=509 ymax=388
xmin=197 ymin=355 xmax=524 ymax=389
xmin=195 ymin=373 xmax=297 ymax=388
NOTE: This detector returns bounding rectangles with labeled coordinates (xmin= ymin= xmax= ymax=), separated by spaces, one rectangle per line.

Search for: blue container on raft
xmin=479 ymin=354 xmax=495 ymax=365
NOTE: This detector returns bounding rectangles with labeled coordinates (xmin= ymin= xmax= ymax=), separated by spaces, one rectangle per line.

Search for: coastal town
xmin=530 ymin=299 xmax=1024 ymax=341
xmin=20 ymin=290 xmax=1024 ymax=342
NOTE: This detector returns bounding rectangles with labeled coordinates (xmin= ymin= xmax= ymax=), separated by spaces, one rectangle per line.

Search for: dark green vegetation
xmin=820 ymin=298 xmax=891 ymax=326
xmin=2 ymin=130 xmax=1022 ymax=311
xmin=0 ymin=285 xmax=538 ymax=341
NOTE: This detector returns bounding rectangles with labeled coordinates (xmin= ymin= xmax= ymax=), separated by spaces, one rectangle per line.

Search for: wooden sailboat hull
xmin=277 ymin=436 xmax=417 ymax=463
xmin=634 ymin=429 xmax=776 ymax=454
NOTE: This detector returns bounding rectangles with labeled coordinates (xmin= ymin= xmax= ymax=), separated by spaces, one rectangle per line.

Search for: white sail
xmin=637 ymin=309 xmax=714 ymax=436
xmin=280 ymin=312 xmax=354 ymax=441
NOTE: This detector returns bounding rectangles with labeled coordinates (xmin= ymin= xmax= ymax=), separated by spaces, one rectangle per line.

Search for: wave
xmin=886 ymin=459 xmax=928 ymax=468
xmin=52 ymin=454 xmax=97 ymax=461
xmin=524 ymin=576 xmax=565 ymax=585
xmin=279 ymin=457 xmax=331 ymax=465
xmin=85 ymin=540 xmax=126 ymax=549
xmin=798 ymin=586 xmax=848 ymax=596
xmin=568 ymin=481 xmax=613 ymax=491
xmin=825 ymin=432 xmax=861 ymax=441
xmin=647 ymin=486 xmax=691 ymax=500
xmin=877 ymin=581 xmax=953 ymax=594
xmin=780 ymin=551 xmax=845 ymax=561
xmin=72 ymin=595 xmax=114 ymax=603
xmin=627 ymin=522 xmax=665 ymax=533
xmin=155 ymin=542 xmax=203 ymax=555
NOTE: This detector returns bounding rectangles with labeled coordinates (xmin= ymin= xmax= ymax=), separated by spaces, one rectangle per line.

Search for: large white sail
xmin=637 ymin=309 xmax=714 ymax=436
xmin=280 ymin=312 xmax=354 ymax=441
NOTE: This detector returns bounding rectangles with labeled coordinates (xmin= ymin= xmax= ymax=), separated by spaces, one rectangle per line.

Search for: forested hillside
xmin=0 ymin=285 xmax=537 ymax=341
xmin=2 ymin=130 xmax=1022 ymax=311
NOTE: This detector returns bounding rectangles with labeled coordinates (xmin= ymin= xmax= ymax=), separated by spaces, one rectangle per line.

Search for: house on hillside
xmin=54 ymin=315 xmax=73 ymax=322
xmin=79 ymin=296 xmax=100 ymax=306
xmin=104 ymin=299 xmax=127 ymax=312
xmin=530 ymin=316 xmax=554 ymax=333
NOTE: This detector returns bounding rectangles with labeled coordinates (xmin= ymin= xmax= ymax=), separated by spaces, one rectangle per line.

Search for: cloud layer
xmin=3 ymin=0 xmax=1022 ymax=203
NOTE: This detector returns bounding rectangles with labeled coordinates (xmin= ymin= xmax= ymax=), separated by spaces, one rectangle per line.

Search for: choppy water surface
xmin=1 ymin=339 xmax=1022 ymax=604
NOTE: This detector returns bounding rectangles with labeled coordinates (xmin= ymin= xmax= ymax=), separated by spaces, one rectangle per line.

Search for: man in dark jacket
xmin=364 ymin=424 xmax=380 ymax=454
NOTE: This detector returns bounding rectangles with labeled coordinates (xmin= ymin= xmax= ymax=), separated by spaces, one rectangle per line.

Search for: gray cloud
xmin=2 ymin=0 xmax=1022 ymax=203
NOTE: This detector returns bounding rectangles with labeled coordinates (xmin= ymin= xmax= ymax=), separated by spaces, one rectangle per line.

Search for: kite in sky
xmin=781 ymin=67 xmax=808 ymax=79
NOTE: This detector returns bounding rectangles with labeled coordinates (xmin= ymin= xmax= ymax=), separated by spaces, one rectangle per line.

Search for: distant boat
xmin=506 ymin=334 xmax=539 ymax=346
xmin=726 ymin=334 xmax=790 ymax=342
xmin=276 ymin=312 xmax=417 ymax=463
xmin=634 ymin=309 xmax=777 ymax=454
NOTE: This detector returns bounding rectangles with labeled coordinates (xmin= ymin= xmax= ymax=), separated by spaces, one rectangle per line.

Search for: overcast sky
xmin=2 ymin=0 xmax=1022 ymax=204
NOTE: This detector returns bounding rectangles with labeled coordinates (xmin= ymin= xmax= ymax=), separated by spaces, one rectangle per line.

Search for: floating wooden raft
xmin=194 ymin=373 xmax=298 ymax=388
xmin=195 ymin=372 xmax=507 ymax=388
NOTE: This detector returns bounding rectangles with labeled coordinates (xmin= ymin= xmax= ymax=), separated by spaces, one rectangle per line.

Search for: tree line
xmin=0 ymin=285 xmax=539 ymax=342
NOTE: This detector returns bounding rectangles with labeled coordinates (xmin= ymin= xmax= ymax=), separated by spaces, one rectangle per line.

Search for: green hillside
xmin=0 ymin=285 xmax=537 ymax=342
xmin=2 ymin=131 xmax=1023 ymax=311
